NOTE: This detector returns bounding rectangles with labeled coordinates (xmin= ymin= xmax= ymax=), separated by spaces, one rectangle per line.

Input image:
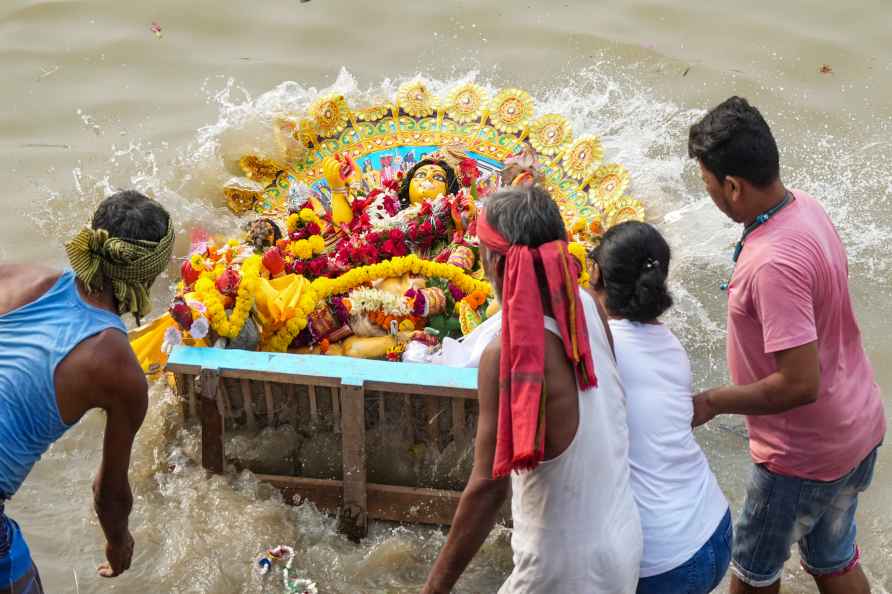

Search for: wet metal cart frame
xmin=166 ymin=346 xmax=479 ymax=540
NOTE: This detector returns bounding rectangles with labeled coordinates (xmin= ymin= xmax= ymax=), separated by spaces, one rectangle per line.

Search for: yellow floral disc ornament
xmin=354 ymin=103 xmax=390 ymax=122
xmin=295 ymin=118 xmax=319 ymax=148
xmin=445 ymin=83 xmax=487 ymax=124
xmin=604 ymin=196 xmax=646 ymax=228
xmin=488 ymin=88 xmax=535 ymax=134
xmin=309 ymin=95 xmax=350 ymax=138
xmin=562 ymin=135 xmax=604 ymax=180
xmin=397 ymin=80 xmax=437 ymax=118
xmin=528 ymin=114 xmax=573 ymax=157
xmin=589 ymin=164 xmax=630 ymax=204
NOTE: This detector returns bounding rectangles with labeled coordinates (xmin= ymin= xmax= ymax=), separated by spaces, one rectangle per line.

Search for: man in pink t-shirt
xmin=689 ymin=97 xmax=885 ymax=594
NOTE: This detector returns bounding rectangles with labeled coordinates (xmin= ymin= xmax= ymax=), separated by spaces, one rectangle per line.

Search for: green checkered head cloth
xmin=65 ymin=220 xmax=175 ymax=319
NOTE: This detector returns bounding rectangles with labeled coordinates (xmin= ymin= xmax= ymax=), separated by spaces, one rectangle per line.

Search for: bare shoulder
xmin=0 ymin=264 xmax=62 ymax=315
xmin=86 ymin=330 xmax=147 ymax=401
xmin=62 ymin=329 xmax=148 ymax=413
xmin=543 ymin=331 xmax=575 ymax=391
xmin=480 ymin=334 xmax=502 ymax=364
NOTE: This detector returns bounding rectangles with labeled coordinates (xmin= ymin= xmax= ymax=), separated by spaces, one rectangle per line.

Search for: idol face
xmin=408 ymin=164 xmax=448 ymax=204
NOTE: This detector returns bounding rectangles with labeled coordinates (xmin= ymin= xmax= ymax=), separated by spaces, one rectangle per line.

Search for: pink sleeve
xmin=752 ymin=261 xmax=818 ymax=354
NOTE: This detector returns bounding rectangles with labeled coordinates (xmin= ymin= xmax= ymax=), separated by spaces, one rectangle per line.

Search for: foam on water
xmin=21 ymin=67 xmax=892 ymax=592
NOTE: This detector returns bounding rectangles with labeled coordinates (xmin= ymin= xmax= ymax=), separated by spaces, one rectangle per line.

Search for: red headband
xmin=478 ymin=210 xmax=597 ymax=478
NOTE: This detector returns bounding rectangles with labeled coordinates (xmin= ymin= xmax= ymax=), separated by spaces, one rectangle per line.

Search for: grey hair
xmin=482 ymin=186 xmax=567 ymax=247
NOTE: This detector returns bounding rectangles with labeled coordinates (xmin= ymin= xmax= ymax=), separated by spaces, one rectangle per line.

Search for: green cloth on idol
xmin=64 ymin=221 xmax=174 ymax=319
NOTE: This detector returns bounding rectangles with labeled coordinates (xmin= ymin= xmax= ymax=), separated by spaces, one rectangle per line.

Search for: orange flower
xmin=320 ymin=338 xmax=330 ymax=354
xmin=463 ymin=289 xmax=487 ymax=311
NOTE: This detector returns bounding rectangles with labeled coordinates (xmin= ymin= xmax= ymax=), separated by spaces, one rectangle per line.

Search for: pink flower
xmin=185 ymin=299 xmax=207 ymax=315
xmin=169 ymin=300 xmax=194 ymax=331
xmin=180 ymin=260 xmax=201 ymax=286
xmin=162 ymin=326 xmax=181 ymax=354
xmin=307 ymin=257 xmax=327 ymax=277
xmin=189 ymin=316 xmax=210 ymax=340
xmin=262 ymin=247 xmax=285 ymax=276
xmin=215 ymin=269 xmax=241 ymax=297
xmin=459 ymin=158 xmax=480 ymax=187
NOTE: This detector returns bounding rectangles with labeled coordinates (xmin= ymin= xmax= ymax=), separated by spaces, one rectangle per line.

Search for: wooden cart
xmin=166 ymin=346 xmax=480 ymax=540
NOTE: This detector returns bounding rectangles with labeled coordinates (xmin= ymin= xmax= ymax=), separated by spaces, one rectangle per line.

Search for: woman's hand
xmin=322 ymin=156 xmax=346 ymax=191
xmin=323 ymin=153 xmax=358 ymax=192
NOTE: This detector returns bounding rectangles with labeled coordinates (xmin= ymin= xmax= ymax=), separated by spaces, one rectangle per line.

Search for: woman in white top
xmin=589 ymin=221 xmax=731 ymax=594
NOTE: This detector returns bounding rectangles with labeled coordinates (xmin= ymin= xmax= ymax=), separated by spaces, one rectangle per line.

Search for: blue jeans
xmin=731 ymin=446 xmax=879 ymax=587
xmin=636 ymin=509 xmax=732 ymax=594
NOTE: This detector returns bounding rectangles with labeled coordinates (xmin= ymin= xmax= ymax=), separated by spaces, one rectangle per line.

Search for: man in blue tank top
xmin=0 ymin=190 xmax=173 ymax=592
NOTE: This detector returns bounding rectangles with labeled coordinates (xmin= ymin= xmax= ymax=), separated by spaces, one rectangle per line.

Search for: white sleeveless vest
xmin=499 ymin=292 xmax=643 ymax=594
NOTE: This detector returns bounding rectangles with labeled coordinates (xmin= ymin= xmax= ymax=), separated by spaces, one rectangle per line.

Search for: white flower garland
xmin=347 ymin=287 xmax=410 ymax=316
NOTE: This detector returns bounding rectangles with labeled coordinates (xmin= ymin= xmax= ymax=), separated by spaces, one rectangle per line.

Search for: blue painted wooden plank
xmin=168 ymin=346 xmax=479 ymax=391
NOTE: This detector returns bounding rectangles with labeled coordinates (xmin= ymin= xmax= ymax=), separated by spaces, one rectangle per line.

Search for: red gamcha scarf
xmin=477 ymin=211 xmax=598 ymax=478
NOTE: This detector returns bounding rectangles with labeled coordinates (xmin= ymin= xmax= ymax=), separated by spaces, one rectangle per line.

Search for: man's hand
xmin=692 ymin=390 xmax=718 ymax=427
xmin=98 ymin=532 xmax=134 ymax=577
xmin=421 ymin=340 xmax=509 ymax=594
xmin=690 ymin=342 xmax=820 ymax=426
xmin=82 ymin=331 xmax=148 ymax=581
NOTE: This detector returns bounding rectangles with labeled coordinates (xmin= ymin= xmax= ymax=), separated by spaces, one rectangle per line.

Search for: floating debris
xmin=76 ymin=109 xmax=102 ymax=136
xmin=151 ymin=21 xmax=163 ymax=39
xmin=38 ymin=65 xmax=59 ymax=80
xmin=254 ymin=546 xmax=318 ymax=594
xmin=19 ymin=143 xmax=70 ymax=149
xmin=819 ymin=64 xmax=833 ymax=74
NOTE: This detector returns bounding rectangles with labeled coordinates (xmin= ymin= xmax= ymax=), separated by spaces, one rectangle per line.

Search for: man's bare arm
xmin=693 ymin=341 xmax=820 ymax=426
xmin=90 ymin=334 xmax=149 ymax=577
xmin=421 ymin=340 xmax=509 ymax=594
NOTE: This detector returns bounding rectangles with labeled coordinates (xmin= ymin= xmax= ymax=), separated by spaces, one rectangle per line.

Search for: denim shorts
xmin=636 ymin=509 xmax=732 ymax=594
xmin=731 ymin=446 xmax=880 ymax=587
xmin=0 ymin=507 xmax=42 ymax=593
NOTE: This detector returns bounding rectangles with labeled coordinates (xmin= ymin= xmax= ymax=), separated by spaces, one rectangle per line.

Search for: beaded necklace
xmin=720 ymin=190 xmax=792 ymax=291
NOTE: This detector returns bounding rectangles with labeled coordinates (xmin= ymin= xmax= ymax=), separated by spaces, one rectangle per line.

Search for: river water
xmin=1 ymin=1 xmax=890 ymax=592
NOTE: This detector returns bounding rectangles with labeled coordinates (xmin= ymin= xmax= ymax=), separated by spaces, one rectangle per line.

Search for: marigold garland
xmin=194 ymin=255 xmax=262 ymax=339
xmin=188 ymin=249 xmax=490 ymax=352
xmin=310 ymin=254 xmax=491 ymax=301
xmin=568 ymin=242 xmax=591 ymax=287
xmin=254 ymin=255 xmax=491 ymax=351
